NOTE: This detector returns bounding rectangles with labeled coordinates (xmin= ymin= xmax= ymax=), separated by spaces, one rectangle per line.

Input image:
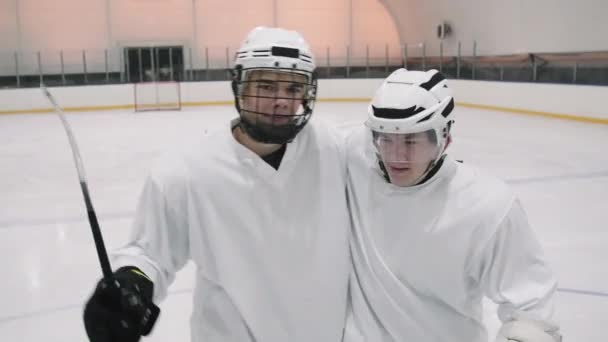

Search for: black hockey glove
xmin=83 ymin=266 xmax=160 ymax=342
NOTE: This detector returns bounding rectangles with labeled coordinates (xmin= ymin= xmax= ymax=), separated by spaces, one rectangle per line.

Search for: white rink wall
xmin=0 ymin=79 xmax=607 ymax=121
xmin=450 ymin=80 xmax=608 ymax=120
xmin=0 ymin=79 xmax=384 ymax=113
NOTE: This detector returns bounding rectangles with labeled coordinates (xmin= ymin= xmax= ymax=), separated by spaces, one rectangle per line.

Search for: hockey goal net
xmin=134 ymin=81 xmax=181 ymax=111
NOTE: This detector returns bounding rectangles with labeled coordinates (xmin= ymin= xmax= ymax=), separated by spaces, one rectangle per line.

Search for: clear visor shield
xmin=373 ymin=129 xmax=442 ymax=167
xmin=239 ymin=69 xmax=316 ymax=130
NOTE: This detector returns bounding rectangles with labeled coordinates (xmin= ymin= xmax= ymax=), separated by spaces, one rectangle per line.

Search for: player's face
xmin=240 ymin=70 xmax=308 ymax=125
xmin=373 ymin=130 xmax=440 ymax=187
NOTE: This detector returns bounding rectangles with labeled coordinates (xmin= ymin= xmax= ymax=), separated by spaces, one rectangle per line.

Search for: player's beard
xmin=239 ymin=110 xmax=307 ymax=144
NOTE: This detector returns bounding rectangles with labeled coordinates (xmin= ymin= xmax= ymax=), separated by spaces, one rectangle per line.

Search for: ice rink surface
xmin=1 ymin=102 xmax=607 ymax=341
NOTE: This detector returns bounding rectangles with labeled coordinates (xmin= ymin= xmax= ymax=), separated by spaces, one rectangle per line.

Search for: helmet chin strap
xmin=414 ymin=154 xmax=447 ymax=185
xmin=416 ymin=133 xmax=451 ymax=183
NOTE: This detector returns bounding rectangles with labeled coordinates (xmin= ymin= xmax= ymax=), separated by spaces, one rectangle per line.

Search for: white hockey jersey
xmin=112 ymin=119 xmax=351 ymax=342
xmin=344 ymin=128 xmax=558 ymax=342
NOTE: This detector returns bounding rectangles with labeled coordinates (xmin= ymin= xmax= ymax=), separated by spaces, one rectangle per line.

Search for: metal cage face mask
xmin=234 ymin=68 xmax=317 ymax=144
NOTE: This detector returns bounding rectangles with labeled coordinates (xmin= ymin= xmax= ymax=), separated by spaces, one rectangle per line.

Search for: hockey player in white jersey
xmin=82 ymin=27 xmax=351 ymax=342
xmin=344 ymin=69 xmax=561 ymax=342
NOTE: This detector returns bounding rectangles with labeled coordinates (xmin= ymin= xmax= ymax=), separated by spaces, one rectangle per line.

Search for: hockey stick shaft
xmin=41 ymin=85 xmax=113 ymax=279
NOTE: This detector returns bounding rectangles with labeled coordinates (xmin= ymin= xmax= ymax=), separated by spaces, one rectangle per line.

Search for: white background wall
xmin=0 ymin=1 xmax=18 ymax=51
xmin=384 ymin=0 xmax=608 ymax=56
xmin=0 ymin=0 xmax=400 ymax=75
xmin=1 ymin=80 xmax=607 ymax=120
xmin=3 ymin=0 xmax=608 ymax=73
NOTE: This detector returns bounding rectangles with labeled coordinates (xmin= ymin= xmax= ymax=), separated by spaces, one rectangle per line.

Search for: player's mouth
xmin=387 ymin=163 xmax=411 ymax=173
xmin=271 ymin=115 xmax=292 ymax=124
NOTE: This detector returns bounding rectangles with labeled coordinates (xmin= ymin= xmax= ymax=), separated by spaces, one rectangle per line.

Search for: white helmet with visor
xmin=365 ymin=68 xmax=455 ymax=186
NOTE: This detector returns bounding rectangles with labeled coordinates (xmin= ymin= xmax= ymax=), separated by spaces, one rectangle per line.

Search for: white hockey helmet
xmin=234 ymin=26 xmax=316 ymax=74
xmin=232 ymin=27 xmax=317 ymax=144
xmin=366 ymin=68 xmax=455 ymax=185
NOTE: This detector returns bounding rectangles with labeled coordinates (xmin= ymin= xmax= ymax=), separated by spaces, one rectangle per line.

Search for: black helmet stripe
xmin=416 ymin=112 xmax=434 ymax=123
xmin=372 ymin=105 xmax=426 ymax=119
xmin=419 ymin=71 xmax=445 ymax=91
xmin=271 ymin=46 xmax=299 ymax=58
xmin=441 ymin=98 xmax=454 ymax=117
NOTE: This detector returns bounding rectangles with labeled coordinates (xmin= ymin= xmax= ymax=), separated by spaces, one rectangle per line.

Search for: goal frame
xmin=133 ymin=81 xmax=182 ymax=112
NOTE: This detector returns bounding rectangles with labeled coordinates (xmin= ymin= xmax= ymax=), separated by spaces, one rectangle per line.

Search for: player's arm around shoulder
xmin=308 ymin=119 xmax=350 ymax=176
xmin=471 ymin=196 xmax=561 ymax=341
xmin=343 ymin=126 xmax=371 ymax=168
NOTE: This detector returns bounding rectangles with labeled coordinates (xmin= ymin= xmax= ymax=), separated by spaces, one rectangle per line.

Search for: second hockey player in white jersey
xmin=82 ymin=27 xmax=351 ymax=342
xmin=344 ymin=69 xmax=561 ymax=342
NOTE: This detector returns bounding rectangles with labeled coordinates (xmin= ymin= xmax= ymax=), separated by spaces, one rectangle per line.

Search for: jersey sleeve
xmin=470 ymin=199 xmax=559 ymax=332
xmin=111 ymin=165 xmax=191 ymax=303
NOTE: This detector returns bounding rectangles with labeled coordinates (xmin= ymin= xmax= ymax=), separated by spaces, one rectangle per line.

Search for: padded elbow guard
xmin=496 ymin=319 xmax=561 ymax=342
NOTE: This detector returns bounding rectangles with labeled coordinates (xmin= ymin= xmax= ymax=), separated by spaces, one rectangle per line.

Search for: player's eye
xmin=377 ymin=137 xmax=393 ymax=145
xmin=256 ymin=83 xmax=275 ymax=92
xmin=287 ymin=84 xmax=304 ymax=94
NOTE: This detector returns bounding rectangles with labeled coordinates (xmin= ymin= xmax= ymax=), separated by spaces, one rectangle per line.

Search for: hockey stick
xmin=41 ymin=84 xmax=112 ymax=279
